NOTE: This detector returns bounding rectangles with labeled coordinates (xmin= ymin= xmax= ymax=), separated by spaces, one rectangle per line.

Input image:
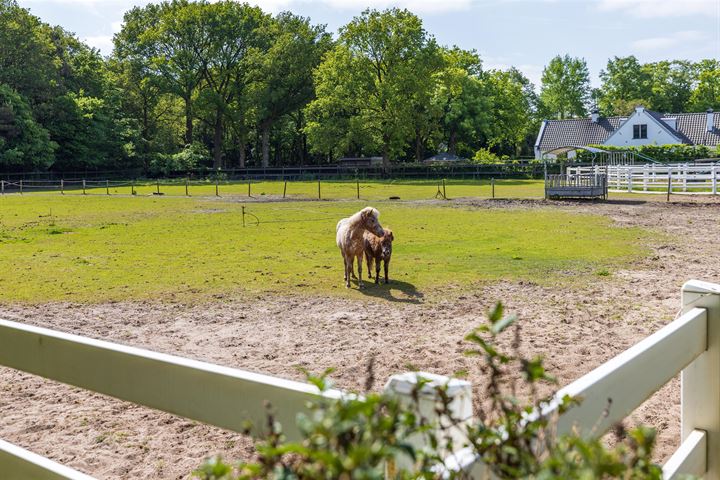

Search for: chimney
xmin=708 ymin=108 xmax=715 ymax=132
xmin=591 ymin=108 xmax=599 ymax=123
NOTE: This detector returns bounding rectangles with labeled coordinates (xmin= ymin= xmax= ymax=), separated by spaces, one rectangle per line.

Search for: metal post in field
xmin=491 ymin=177 xmax=495 ymax=199
xmin=19 ymin=179 xmax=23 ymax=195
xmin=317 ymin=178 xmax=321 ymax=200
xmin=106 ymin=180 xmax=110 ymax=195
xmin=442 ymin=178 xmax=447 ymax=199
xmin=131 ymin=180 xmax=135 ymax=196
xmin=185 ymin=178 xmax=189 ymax=197
xmin=82 ymin=179 xmax=86 ymax=195
xmin=248 ymin=180 xmax=251 ymax=197
xmin=283 ymin=180 xmax=287 ymax=198
xmin=156 ymin=180 xmax=160 ymax=195
xmin=356 ymin=179 xmax=360 ymax=199
xmin=215 ymin=177 xmax=219 ymax=197
xmin=60 ymin=179 xmax=64 ymax=195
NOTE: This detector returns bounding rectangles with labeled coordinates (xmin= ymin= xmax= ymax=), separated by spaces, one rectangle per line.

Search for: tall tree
xmin=645 ymin=60 xmax=694 ymax=112
xmin=597 ymin=56 xmax=652 ymax=115
xmin=0 ymin=83 xmax=55 ymax=170
xmin=431 ymin=47 xmax=487 ymax=157
xmin=117 ymin=0 xmax=205 ymax=146
xmin=305 ymin=8 xmax=441 ymax=170
xmin=690 ymin=60 xmax=720 ymax=111
xmin=195 ymin=1 xmax=268 ymax=168
xmin=249 ymin=12 xmax=331 ymax=167
xmin=539 ymin=54 xmax=590 ymax=119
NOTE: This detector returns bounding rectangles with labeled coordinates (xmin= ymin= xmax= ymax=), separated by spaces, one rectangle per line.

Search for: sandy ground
xmin=2 ymin=197 xmax=720 ymax=479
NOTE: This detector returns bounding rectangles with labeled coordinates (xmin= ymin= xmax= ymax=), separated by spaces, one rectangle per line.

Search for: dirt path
xmin=2 ymin=198 xmax=720 ymax=479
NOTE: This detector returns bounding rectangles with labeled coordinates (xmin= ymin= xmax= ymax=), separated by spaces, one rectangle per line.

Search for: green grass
xmin=53 ymin=178 xmax=547 ymax=200
xmin=0 ymin=195 xmax=649 ymax=303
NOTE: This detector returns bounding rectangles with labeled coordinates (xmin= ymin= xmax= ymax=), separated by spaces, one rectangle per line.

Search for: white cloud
xmin=632 ymin=30 xmax=707 ymax=51
xmin=597 ymin=0 xmax=718 ymax=18
xmin=83 ymin=34 xmax=114 ymax=53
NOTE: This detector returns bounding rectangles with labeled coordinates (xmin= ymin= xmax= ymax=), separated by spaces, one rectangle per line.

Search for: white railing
xmin=1 ymin=280 xmax=720 ymax=479
xmin=568 ymin=163 xmax=720 ymax=195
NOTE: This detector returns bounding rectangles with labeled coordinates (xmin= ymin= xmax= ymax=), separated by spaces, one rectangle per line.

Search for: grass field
xmin=0 ymin=193 xmax=649 ymax=303
xmin=22 ymin=178 xmax=547 ymax=200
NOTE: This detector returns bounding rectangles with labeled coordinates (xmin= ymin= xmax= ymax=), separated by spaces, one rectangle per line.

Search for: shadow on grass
xmin=355 ymin=278 xmax=423 ymax=304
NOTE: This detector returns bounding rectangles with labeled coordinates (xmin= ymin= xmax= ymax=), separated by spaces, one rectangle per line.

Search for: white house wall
xmin=603 ymin=107 xmax=681 ymax=148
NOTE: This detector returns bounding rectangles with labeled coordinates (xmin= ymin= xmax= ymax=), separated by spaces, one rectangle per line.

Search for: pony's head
xmin=381 ymin=229 xmax=394 ymax=258
xmin=360 ymin=207 xmax=384 ymax=237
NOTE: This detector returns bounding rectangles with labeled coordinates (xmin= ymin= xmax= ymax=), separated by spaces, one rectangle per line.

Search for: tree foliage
xmin=539 ymin=54 xmax=591 ymax=119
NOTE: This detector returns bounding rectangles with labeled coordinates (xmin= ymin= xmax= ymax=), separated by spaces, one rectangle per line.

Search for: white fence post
xmin=627 ymin=167 xmax=632 ymax=193
xmin=713 ymin=167 xmax=717 ymax=195
xmin=383 ymin=372 xmax=473 ymax=477
xmin=643 ymin=165 xmax=648 ymax=191
xmin=681 ymin=280 xmax=720 ymax=480
xmin=683 ymin=164 xmax=688 ymax=192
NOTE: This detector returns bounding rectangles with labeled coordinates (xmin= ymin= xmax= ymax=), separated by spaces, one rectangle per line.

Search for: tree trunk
xmin=415 ymin=131 xmax=423 ymax=162
xmin=213 ymin=111 xmax=223 ymax=169
xmin=239 ymin=142 xmax=246 ymax=168
xmin=184 ymin=96 xmax=193 ymax=146
xmin=448 ymin=129 xmax=457 ymax=155
xmin=261 ymin=122 xmax=271 ymax=168
xmin=382 ymin=140 xmax=390 ymax=173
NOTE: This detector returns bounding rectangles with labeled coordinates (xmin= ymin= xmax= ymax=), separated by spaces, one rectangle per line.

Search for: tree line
xmin=1 ymin=0 xmax=718 ymax=173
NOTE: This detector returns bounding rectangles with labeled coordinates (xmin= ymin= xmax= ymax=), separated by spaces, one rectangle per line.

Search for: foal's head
xmin=380 ymin=229 xmax=394 ymax=258
xmin=360 ymin=207 xmax=384 ymax=237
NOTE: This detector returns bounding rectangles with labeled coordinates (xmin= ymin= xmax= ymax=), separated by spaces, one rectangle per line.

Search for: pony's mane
xmin=348 ymin=206 xmax=379 ymax=225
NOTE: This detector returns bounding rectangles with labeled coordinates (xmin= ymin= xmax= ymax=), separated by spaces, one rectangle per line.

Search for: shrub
xmin=149 ymin=143 xmax=208 ymax=176
xmin=193 ymin=304 xmax=662 ymax=480
xmin=472 ymin=148 xmax=500 ymax=164
xmin=576 ymin=144 xmax=713 ymax=163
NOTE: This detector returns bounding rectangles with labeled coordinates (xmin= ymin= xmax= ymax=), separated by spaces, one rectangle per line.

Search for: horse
xmin=336 ymin=207 xmax=384 ymax=288
xmin=363 ymin=228 xmax=393 ymax=284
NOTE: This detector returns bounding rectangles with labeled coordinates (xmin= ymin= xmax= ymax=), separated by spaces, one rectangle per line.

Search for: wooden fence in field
xmin=2 ymin=279 xmax=720 ymax=479
xmin=568 ymin=163 xmax=720 ymax=195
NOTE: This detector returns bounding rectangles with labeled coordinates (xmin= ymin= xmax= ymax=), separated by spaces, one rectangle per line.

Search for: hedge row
xmin=576 ymin=144 xmax=720 ymax=163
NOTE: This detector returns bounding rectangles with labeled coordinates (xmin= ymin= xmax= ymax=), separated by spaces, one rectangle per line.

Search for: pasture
xmin=0 ymin=193 xmax=645 ymax=302
xmin=2 ymin=188 xmax=717 ymax=478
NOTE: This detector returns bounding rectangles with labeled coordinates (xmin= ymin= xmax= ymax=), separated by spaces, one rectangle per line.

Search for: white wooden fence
xmin=568 ymin=163 xmax=720 ymax=194
xmin=1 ymin=279 xmax=720 ymax=479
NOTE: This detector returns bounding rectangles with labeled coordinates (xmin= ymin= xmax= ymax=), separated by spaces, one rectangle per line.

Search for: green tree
xmin=597 ymin=56 xmax=652 ymax=115
xmin=431 ymin=47 xmax=487 ymax=157
xmin=645 ymin=60 xmax=694 ymax=112
xmin=539 ymin=54 xmax=590 ymax=119
xmin=249 ymin=13 xmax=331 ymax=167
xmin=305 ymin=8 xmax=441 ymax=170
xmin=0 ymin=84 xmax=55 ymax=170
xmin=482 ymin=69 xmax=535 ymax=155
xmin=690 ymin=60 xmax=720 ymax=111
xmin=195 ymin=1 xmax=268 ymax=168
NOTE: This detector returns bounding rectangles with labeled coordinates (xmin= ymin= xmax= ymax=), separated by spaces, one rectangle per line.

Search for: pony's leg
xmin=366 ymin=253 xmax=373 ymax=278
xmin=357 ymin=254 xmax=364 ymax=288
xmin=384 ymin=259 xmax=390 ymax=284
xmin=376 ymin=258 xmax=381 ymax=284
xmin=341 ymin=252 xmax=348 ymax=283
xmin=345 ymin=258 xmax=352 ymax=288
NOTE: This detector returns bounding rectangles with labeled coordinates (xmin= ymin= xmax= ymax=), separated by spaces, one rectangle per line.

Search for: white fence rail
xmin=568 ymin=163 xmax=720 ymax=194
xmin=2 ymin=280 xmax=720 ymax=479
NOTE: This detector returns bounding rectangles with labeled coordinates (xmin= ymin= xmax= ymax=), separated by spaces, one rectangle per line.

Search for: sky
xmin=17 ymin=0 xmax=720 ymax=88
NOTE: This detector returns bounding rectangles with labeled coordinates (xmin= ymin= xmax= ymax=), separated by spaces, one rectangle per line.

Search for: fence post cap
xmin=384 ymin=371 xmax=471 ymax=397
xmin=682 ymin=280 xmax=720 ymax=296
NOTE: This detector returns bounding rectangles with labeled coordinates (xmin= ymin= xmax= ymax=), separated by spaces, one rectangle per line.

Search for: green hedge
xmin=576 ymin=144 xmax=718 ymax=163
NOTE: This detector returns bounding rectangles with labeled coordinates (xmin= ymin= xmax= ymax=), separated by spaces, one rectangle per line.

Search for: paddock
xmin=1 ymin=194 xmax=720 ymax=478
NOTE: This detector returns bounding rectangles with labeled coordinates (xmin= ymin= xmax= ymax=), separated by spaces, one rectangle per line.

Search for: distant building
xmin=337 ymin=157 xmax=383 ymax=168
xmin=534 ymin=106 xmax=720 ymax=159
xmin=423 ymin=153 xmax=468 ymax=163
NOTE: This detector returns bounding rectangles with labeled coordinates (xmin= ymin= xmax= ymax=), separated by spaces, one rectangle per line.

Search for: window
xmin=633 ymin=124 xmax=647 ymax=139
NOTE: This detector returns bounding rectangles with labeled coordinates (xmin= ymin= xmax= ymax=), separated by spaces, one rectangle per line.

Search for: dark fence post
xmin=185 ymin=178 xmax=189 ymax=197
xmin=283 ymin=180 xmax=287 ymax=198
xmin=491 ymin=178 xmax=495 ymax=199
xmin=106 ymin=180 xmax=110 ymax=195
xmin=60 ymin=179 xmax=64 ymax=195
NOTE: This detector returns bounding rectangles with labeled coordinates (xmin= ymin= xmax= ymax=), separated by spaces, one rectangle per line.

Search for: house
xmin=534 ymin=106 xmax=720 ymax=159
